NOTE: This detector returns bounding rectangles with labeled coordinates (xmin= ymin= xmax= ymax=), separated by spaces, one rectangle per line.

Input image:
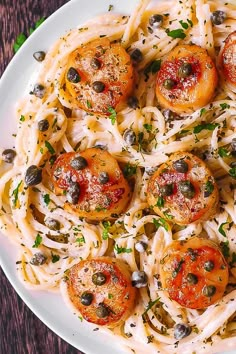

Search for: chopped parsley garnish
xmin=220 ymin=240 xmax=230 ymax=258
xmin=163 ymin=211 xmax=174 ymax=220
xmin=123 ymin=163 xmax=137 ymax=178
xmin=229 ymin=167 xmax=236 ymax=178
xmin=179 ymin=20 xmax=189 ymax=29
xmin=144 ymin=59 xmax=161 ymax=81
xmin=156 ymin=196 xmax=165 ymax=208
xmin=45 ymin=141 xmax=55 ymax=154
xmin=76 ymin=235 xmax=85 ymax=244
xmin=153 ymin=217 xmax=168 ymax=231
xmin=166 ymin=28 xmax=186 ymax=39
xmin=143 ymin=123 xmax=153 ymax=132
xmin=51 ymin=253 xmax=60 ymax=263
xmin=13 ymin=17 xmax=45 ymax=53
xmin=142 ymin=297 xmax=160 ymax=317
xmin=102 ymin=221 xmax=111 ymax=240
xmin=20 ymin=115 xmax=25 ymax=122
xmin=200 ymin=108 xmax=206 ymax=117
xmin=220 ymin=103 xmax=230 ymax=110
xmin=218 ymin=147 xmax=230 ymax=158
xmin=230 ymin=252 xmax=236 ymax=267
xmin=43 ymin=194 xmax=50 ymax=206
xmin=108 ymin=4 xmax=114 ymax=11
xmin=32 ymin=233 xmax=43 ymax=248
xmin=205 ymin=180 xmax=214 ymax=195
xmin=12 ymin=181 xmax=22 ymax=207
xmin=114 ymin=244 xmax=132 ymax=254
xmin=107 ymin=107 xmax=117 ymax=125
xmin=193 ymin=123 xmax=220 ymax=134
xmin=218 ymin=222 xmax=229 ymax=237
xmin=86 ymin=100 xmax=92 ymax=109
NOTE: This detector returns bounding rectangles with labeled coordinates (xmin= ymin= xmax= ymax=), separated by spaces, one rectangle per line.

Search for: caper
xmin=127 ymin=96 xmax=139 ymax=109
xmin=231 ymin=138 xmax=236 ymax=156
xmin=44 ymin=217 xmax=60 ymax=231
xmin=38 ymin=119 xmax=49 ymax=132
xmin=178 ymin=181 xmax=195 ymax=199
xmin=174 ymin=323 xmax=192 ymax=340
xmin=25 ymin=165 xmax=42 ymax=186
xmin=173 ymin=159 xmax=189 ymax=173
xmin=98 ymin=171 xmax=109 ymax=184
xmin=130 ymin=48 xmax=143 ymax=63
xmin=135 ymin=241 xmax=148 ymax=253
xmin=163 ymin=79 xmax=175 ymax=90
xmin=2 ymin=149 xmax=16 ymax=163
xmin=33 ymin=51 xmax=46 ymax=62
xmin=162 ymin=109 xmax=181 ymax=122
xmin=92 ymin=272 xmax=107 ymax=286
xmin=178 ymin=63 xmax=192 ymax=78
xmin=92 ymin=81 xmax=105 ymax=93
xmin=30 ymin=252 xmax=47 ymax=266
xmin=96 ymin=303 xmax=109 ymax=318
xmin=211 ymin=11 xmax=226 ymax=26
xmin=230 ymin=161 xmax=236 ymax=168
xmin=204 ymin=260 xmax=214 ymax=272
xmin=123 ymin=129 xmax=136 ymax=145
xmin=30 ymin=84 xmax=45 ymax=99
xmin=70 ymin=156 xmax=88 ymax=170
xmin=66 ymin=67 xmax=81 ymax=83
xmin=159 ymin=183 xmax=174 ymax=196
xmin=202 ymin=285 xmax=216 ymax=297
xmin=90 ymin=57 xmax=101 ymax=70
xmin=66 ymin=182 xmax=80 ymax=204
xmin=186 ymin=273 xmax=198 ymax=284
xmin=80 ymin=292 xmax=93 ymax=306
xmin=149 ymin=14 xmax=163 ymax=28
xmin=131 ymin=271 xmax=148 ymax=288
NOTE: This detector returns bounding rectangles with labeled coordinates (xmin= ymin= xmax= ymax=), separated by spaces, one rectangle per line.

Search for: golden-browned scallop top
xmin=220 ymin=31 xmax=236 ymax=86
xmin=156 ymin=45 xmax=218 ymax=114
xmin=147 ymin=152 xmax=219 ymax=225
xmin=64 ymin=38 xmax=134 ymax=115
xmin=67 ymin=257 xmax=136 ymax=326
xmin=51 ymin=148 xmax=131 ymax=220
xmin=160 ymin=237 xmax=229 ymax=309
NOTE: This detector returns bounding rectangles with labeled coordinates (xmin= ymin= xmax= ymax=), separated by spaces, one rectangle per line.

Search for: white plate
xmin=0 ymin=1 xmax=235 ymax=353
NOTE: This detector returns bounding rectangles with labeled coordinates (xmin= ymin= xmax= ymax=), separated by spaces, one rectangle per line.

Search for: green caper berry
xmin=92 ymin=272 xmax=107 ymax=286
xmin=178 ymin=63 xmax=192 ymax=78
xmin=186 ymin=273 xmax=198 ymax=284
xmin=202 ymin=285 xmax=216 ymax=297
xmin=38 ymin=119 xmax=49 ymax=132
xmin=30 ymin=252 xmax=47 ymax=266
xmin=90 ymin=57 xmax=101 ymax=70
xmin=25 ymin=165 xmax=42 ymax=186
xmin=173 ymin=159 xmax=188 ymax=173
xmin=178 ymin=181 xmax=195 ymax=199
xmin=159 ymin=183 xmax=174 ymax=196
xmin=2 ymin=149 xmax=16 ymax=163
xmin=96 ymin=303 xmax=109 ymax=318
xmin=44 ymin=217 xmax=60 ymax=231
xmin=80 ymin=292 xmax=93 ymax=306
xmin=204 ymin=260 xmax=214 ymax=272
xmin=163 ymin=79 xmax=175 ymax=90
xmin=92 ymin=81 xmax=105 ymax=93
xmin=33 ymin=51 xmax=46 ymax=62
xmin=70 ymin=156 xmax=88 ymax=170
xmin=98 ymin=172 xmax=109 ymax=185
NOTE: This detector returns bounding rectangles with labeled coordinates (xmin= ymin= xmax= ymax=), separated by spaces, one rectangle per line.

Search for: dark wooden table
xmin=0 ymin=1 xmax=83 ymax=353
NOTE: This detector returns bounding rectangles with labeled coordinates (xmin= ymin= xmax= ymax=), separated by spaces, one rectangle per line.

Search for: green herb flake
xmin=229 ymin=167 xmax=236 ymax=179
xmin=193 ymin=123 xmax=220 ymax=134
xmin=43 ymin=194 xmax=50 ymax=206
xmin=205 ymin=180 xmax=214 ymax=195
xmin=76 ymin=235 xmax=85 ymax=244
xmin=230 ymin=252 xmax=236 ymax=267
xmin=13 ymin=33 xmax=27 ymax=53
xmin=200 ymin=108 xmax=206 ymax=117
xmin=187 ymin=19 xmax=193 ymax=27
xmin=108 ymin=4 xmax=113 ymax=11
xmin=32 ymin=233 xmax=43 ymax=248
xmin=108 ymin=293 xmax=113 ymax=299
xmin=220 ymin=240 xmax=230 ymax=258
xmin=144 ymin=59 xmax=161 ymax=80
xmin=114 ymin=244 xmax=132 ymax=254
xmin=156 ymin=196 xmax=165 ymax=208
xmin=220 ymin=103 xmax=230 ymax=110
xmin=51 ymin=253 xmax=60 ymax=263
xmin=86 ymin=100 xmax=92 ymax=109
xmin=218 ymin=147 xmax=230 ymax=158
xmin=218 ymin=222 xmax=229 ymax=237
xmin=12 ymin=181 xmax=22 ymax=207
xmin=45 ymin=141 xmax=55 ymax=154
xmin=107 ymin=107 xmax=117 ymax=125
xmin=166 ymin=28 xmax=186 ymax=39
xmin=20 ymin=115 xmax=25 ymax=122
xmin=179 ymin=20 xmax=189 ymax=29
xmin=102 ymin=220 xmax=111 ymax=240
xmin=142 ymin=297 xmax=160 ymax=317
xmin=153 ymin=217 xmax=168 ymax=231
xmin=143 ymin=123 xmax=153 ymax=132
xmin=123 ymin=163 xmax=137 ymax=178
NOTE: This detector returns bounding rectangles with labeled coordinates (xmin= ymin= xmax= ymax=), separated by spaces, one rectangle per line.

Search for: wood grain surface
xmin=0 ymin=1 xmax=83 ymax=353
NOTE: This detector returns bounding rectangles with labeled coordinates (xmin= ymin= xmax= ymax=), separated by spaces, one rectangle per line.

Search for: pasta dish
xmin=1 ymin=0 xmax=236 ymax=353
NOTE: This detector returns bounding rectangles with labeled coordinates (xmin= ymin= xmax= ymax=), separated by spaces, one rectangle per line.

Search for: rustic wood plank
xmin=0 ymin=1 xmax=83 ymax=353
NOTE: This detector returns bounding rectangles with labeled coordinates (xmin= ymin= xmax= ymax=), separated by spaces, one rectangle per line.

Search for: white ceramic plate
xmin=0 ymin=1 xmax=235 ymax=353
